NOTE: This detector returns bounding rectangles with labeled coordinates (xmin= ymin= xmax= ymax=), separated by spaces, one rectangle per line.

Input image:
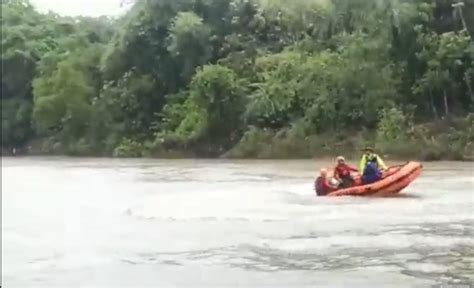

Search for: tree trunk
xmin=465 ymin=71 xmax=474 ymax=103
xmin=453 ymin=3 xmax=469 ymax=34
xmin=430 ymin=89 xmax=438 ymax=119
xmin=443 ymin=90 xmax=449 ymax=116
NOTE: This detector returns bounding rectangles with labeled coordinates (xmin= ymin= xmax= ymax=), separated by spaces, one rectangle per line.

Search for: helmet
xmin=320 ymin=168 xmax=328 ymax=176
xmin=336 ymin=156 xmax=345 ymax=162
xmin=363 ymin=147 xmax=375 ymax=153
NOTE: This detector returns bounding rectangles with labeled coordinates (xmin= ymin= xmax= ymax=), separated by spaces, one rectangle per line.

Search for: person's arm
xmin=377 ymin=155 xmax=388 ymax=170
xmin=323 ymin=178 xmax=334 ymax=191
xmin=333 ymin=167 xmax=341 ymax=181
xmin=349 ymin=165 xmax=359 ymax=172
xmin=359 ymin=156 xmax=366 ymax=172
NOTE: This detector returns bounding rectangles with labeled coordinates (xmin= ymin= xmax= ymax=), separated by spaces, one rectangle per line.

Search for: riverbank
xmin=223 ymin=119 xmax=474 ymax=161
xmin=3 ymin=131 xmax=473 ymax=162
xmin=3 ymin=116 xmax=473 ymax=161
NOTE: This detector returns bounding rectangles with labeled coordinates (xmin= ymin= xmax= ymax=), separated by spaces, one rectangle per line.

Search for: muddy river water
xmin=2 ymin=157 xmax=473 ymax=287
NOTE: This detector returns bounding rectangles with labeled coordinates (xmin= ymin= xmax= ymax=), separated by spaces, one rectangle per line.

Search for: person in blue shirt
xmin=359 ymin=147 xmax=387 ymax=184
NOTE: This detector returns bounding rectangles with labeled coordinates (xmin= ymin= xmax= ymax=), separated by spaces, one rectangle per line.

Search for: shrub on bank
xmin=225 ymin=125 xmax=367 ymax=159
xmin=375 ymin=114 xmax=474 ymax=161
xmin=226 ymin=114 xmax=473 ymax=161
xmin=223 ymin=126 xmax=274 ymax=158
xmin=8 ymin=114 xmax=473 ymax=161
xmin=113 ymin=138 xmax=145 ymax=158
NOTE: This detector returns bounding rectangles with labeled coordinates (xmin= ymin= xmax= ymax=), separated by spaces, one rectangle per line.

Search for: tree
xmin=2 ymin=0 xmax=473 ymax=157
xmin=33 ymin=59 xmax=95 ymax=141
xmin=184 ymin=64 xmax=247 ymax=143
xmin=414 ymin=29 xmax=472 ymax=117
xmin=168 ymin=12 xmax=212 ymax=81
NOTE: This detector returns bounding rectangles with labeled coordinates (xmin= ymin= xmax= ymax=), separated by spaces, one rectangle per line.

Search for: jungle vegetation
xmin=2 ymin=0 xmax=473 ymax=160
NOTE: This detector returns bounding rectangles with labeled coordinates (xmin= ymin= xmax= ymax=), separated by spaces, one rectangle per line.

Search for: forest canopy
xmin=2 ymin=0 xmax=474 ymax=159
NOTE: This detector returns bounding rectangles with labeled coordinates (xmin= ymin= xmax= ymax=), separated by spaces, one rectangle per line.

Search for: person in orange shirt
xmin=333 ymin=156 xmax=359 ymax=188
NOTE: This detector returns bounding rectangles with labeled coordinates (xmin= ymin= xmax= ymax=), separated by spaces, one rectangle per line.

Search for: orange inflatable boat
xmin=327 ymin=162 xmax=423 ymax=197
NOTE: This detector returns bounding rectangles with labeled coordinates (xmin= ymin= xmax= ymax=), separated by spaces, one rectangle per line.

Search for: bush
xmin=173 ymin=105 xmax=208 ymax=144
xmin=375 ymin=107 xmax=417 ymax=158
xmin=226 ymin=124 xmax=367 ymax=159
xmin=224 ymin=126 xmax=274 ymax=158
xmin=188 ymin=65 xmax=247 ymax=142
xmin=385 ymin=114 xmax=474 ymax=161
xmin=376 ymin=107 xmax=409 ymax=142
xmin=39 ymin=137 xmax=63 ymax=155
xmin=113 ymin=138 xmax=145 ymax=158
xmin=67 ymin=138 xmax=93 ymax=156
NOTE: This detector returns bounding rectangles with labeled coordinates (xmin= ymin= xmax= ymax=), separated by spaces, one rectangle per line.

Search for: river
xmin=2 ymin=157 xmax=473 ymax=287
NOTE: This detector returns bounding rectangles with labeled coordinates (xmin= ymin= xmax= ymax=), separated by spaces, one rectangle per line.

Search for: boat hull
xmin=327 ymin=162 xmax=423 ymax=197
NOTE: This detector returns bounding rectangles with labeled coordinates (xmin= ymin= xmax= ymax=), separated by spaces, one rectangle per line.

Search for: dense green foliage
xmin=2 ymin=0 xmax=474 ymax=159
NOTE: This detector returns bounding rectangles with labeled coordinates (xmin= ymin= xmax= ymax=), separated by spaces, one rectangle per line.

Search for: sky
xmin=30 ymin=0 xmax=130 ymax=17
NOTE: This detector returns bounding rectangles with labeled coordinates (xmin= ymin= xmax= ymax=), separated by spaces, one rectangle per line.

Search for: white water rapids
xmin=2 ymin=158 xmax=473 ymax=287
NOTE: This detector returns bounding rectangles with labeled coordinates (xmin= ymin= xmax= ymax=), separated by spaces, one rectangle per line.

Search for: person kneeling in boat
xmin=360 ymin=147 xmax=387 ymax=184
xmin=334 ymin=156 xmax=358 ymax=188
xmin=315 ymin=168 xmax=336 ymax=196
